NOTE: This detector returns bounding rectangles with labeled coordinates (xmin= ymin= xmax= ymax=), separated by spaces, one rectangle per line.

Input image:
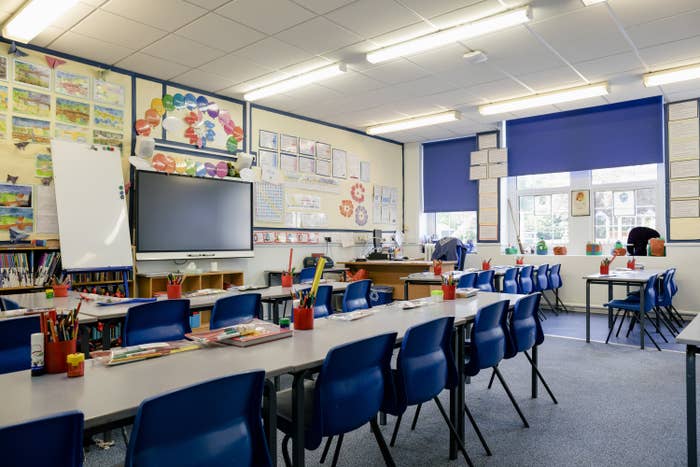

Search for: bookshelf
xmin=136 ymin=271 xmax=245 ymax=298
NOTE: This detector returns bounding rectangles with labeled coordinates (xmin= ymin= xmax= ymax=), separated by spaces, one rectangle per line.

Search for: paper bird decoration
xmin=45 ymin=55 xmax=66 ymax=69
xmin=8 ymin=42 xmax=28 ymax=57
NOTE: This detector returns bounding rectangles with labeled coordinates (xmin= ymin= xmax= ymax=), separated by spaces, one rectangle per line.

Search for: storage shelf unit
xmin=136 ymin=271 xmax=245 ymax=298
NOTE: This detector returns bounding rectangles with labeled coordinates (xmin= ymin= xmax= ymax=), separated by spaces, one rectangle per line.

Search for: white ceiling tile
xmin=361 ymin=59 xmax=431 ymax=84
xmin=116 ymin=53 xmax=190 ymax=79
xmin=292 ymin=0 xmax=356 ymax=15
xmin=530 ymin=6 xmax=631 ymax=63
xmin=638 ymin=34 xmax=700 ymax=69
xmin=429 ymin=0 xmax=511 ymax=29
xmin=326 ymin=0 xmax=421 ymax=38
xmin=71 ymin=10 xmax=166 ymax=49
xmin=398 ymin=0 xmax=483 ymax=20
xmin=142 ymin=35 xmax=227 ymax=67
xmin=53 ymin=2 xmax=97 ymax=29
xmin=51 ymin=31 xmax=134 ymax=64
xmin=467 ymin=78 xmax=530 ymax=103
xmin=626 ymin=9 xmax=700 ymax=50
xmin=368 ymin=21 xmax=437 ymax=49
xmin=608 ymin=0 xmax=700 ymax=27
xmin=412 ymin=126 xmax=458 ymax=141
xmin=320 ymin=41 xmax=377 ymax=71
xmin=77 ymin=0 xmax=106 ymax=5
xmin=528 ymin=0 xmax=585 ymax=22
xmin=30 ymin=26 xmax=65 ymax=48
xmin=102 ymin=0 xmax=206 ymax=31
xmin=425 ymin=88 xmax=483 ymax=108
xmin=573 ymin=51 xmax=646 ymax=81
xmin=321 ymin=70 xmax=385 ymax=94
xmin=387 ymin=75 xmax=459 ymax=99
xmin=176 ymin=13 xmax=265 ymax=52
xmin=217 ymin=0 xmax=315 ymax=35
xmin=381 ymin=129 xmax=429 ymax=143
xmin=666 ymin=90 xmax=700 ymax=103
xmin=403 ymin=43 xmax=469 ymax=73
xmin=172 ymin=69 xmax=236 ymax=91
xmin=278 ymin=83 xmax=343 ymax=101
xmin=389 ymin=100 xmax=450 ymax=117
xmin=439 ymin=62 xmax=508 ymax=87
xmin=233 ymin=37 xmax=312 ymax=69
xmin=0 ymin=0 xmax=24 ymax=14
xmin=183 ymin=0 xmax=230 ymax=9
xmin=200 ymin=54 xmax=272 ymax=84
xmin=275 ymin=17 xmax=362 ymax=54
xmin=516 ymin=66 xmax=585 ymax=91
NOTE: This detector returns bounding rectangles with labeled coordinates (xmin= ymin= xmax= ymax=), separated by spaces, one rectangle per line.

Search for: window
xmin=592 ymin=163 xmax=658 ymax=184
xmin=519 ymin=194 xmax=569 ymax=246
xmin=434 ymin=212 xmax=477 ymax=243
xmin=517 ymin=172 xmax=570 ymax=190
xmin=594 ymin=188 xmax=657 ymax=243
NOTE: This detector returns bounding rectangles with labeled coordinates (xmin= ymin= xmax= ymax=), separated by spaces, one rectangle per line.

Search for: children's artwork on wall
xmin=0 ymin=206 xmax=33 ymax=232
xmin=355 ymin=205 xmax=368 ymax=226
xmin=280 ymin=134 xmax=298 ymax=153
xmin=258 ymin=149 xmax=278 ymax=168
xmin=0 ymin=183 xmax=32 ymax=207
xmin=259 ymin=130 xmax=278 ymax=150
xmin=93 ymin=129 xmax=123 ymax=149
xmin=350 ymin=182 xmax=366 ymax=203
xmin=339 ymin=199 xmax=354 ymax=218
xmin=55 ymin=123 xmax=88 ymax=143
xmin=571 ymin=189 xmax=590 ymax=217
xmin=12 ymin=88 xmax=50 ymax=117
xmin=14 ymin=59 xmax=51 ymax=89
xmin=316 ymin=142 xmax=331 ymax=159
xmin=281 ymin=153 xmax=298 ymax=173
xmin=12 ymin=116 xmax=50 ymax=144
xmin=55 ymin=70 xmax=90 ymax=99
xmin=299 ymin=138 xmax=315 ymax=156
xmin=0 ymin=85 xmax=7 ymax=111
xmin=298 ymin=156 xmax=315 ymax=174
xmin=332 ymin=148 xmax=346 ymax=178
xmin=55 ymin=97 xmax=90 ymax=126
xmin=94 ymin=105 xmax=124 ymax=130
xmin=0 ymin=115 xmax=7 ymax=139
xmin=35 ymin=154 xmax=53 ymax=178
xmin=0 ymin=56 xmax=7 ymax=80
xmin=94 ymin=79 xmax=125 ymax=107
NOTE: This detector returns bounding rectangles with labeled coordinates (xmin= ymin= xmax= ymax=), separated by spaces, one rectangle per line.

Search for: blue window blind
xmin=506 ymin=96 xmax=663 ymax=176
xmin=422 ymin=137 xmax=478 ymax=213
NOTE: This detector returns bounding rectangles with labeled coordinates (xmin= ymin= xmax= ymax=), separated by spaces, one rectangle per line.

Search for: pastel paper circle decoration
xmin=164 ymin=155 xmax=176 ymax=173
xmin=195 ymin=162 xmax=206 ymax=177
xmin=204 ymin=120 xmax=215 ymax=129
xmin=152 ymin=153 xmax=167 ymax=171
xmin=173 ymin=93 xmax=185 ymax=109
xmin=162 ymin=94 xmax=174 ymax=111
xmin=196 ymin=95 xmax=208 ymax=111
xmin=150 ymin=98 xmax=165 ymax=116
xmin=185 ymin=159 xmax=196 ymax=175
xmin=184 ymin=93 xmax=197 ymax=110
xmin=205 ymin=162 xmax=216 ymax=176
xmin=218 ymin=110 xmax=231 ymax=125
xmin=207 ymin=102 xmax=219 ymax=119
xmin=223 ymin=121 xmax=234 ymax=135
xmin=205 ymin=129 xmax=216 ymax=141
xmin=216 ymin=161 xmax=228 ymax=178
xmin=145 ymin=108 xmax=161 ymax=127
xmin=134 ymin=119 xmax=151 ymax=136
xmin=175 ymin=158 xmax=187 ymax=174
xmin=226 ymin=136 xmax=238 ymax=153
xmin=233 ymin=126 xmax=244 ymax=142
xmin=162 ymin=116 xmax=182 ymax=132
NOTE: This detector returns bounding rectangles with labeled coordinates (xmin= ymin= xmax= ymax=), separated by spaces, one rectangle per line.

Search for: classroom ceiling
xmin=3 ymin=0 xmax=700 ymax=143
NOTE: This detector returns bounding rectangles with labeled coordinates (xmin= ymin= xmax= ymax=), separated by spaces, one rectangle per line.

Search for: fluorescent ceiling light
xmin=2 ymin=0 xmax=79 ymax=43
xmin=643 ymin=63 xmax=700 ymax=87
xmin=478 ymin=83 xmax=609 ymax=115
xmin=366 ymin=6 xmax=531 ymax=64
xmin=366 ymin=111 xmax=461 ymax=135
xmin=581 ymin=0 xmax=607 ymax=5
xmin=243 ymin=63 xmax=346 ymax=101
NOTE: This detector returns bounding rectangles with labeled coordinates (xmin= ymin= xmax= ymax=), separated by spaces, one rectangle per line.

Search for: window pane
xmin=552 ymin=193 xmax=568 ymax=213
xmin=595 ymin=191 xmax=612 ymax=209
xmin=517 ymin=172 xmax=570 ymax=190
xmin=518 ymin=193 xmax=569 ymax=249
xmin=534 ymin=195 xmax=551 ymax=215
xmin=636 ymin=188 xmax=655 ymax=206
xmin=592 ymin=163 xmax=658 ymax=185
xmin=519 ymin=195 xmax=534 ymax=213
xmin=594 ymin=188 xmax=656 ymax=243
xmin=613 ymin=191 xmax=634 ymax=216
xmin=435 ymin=211 xmax=477 ymax=243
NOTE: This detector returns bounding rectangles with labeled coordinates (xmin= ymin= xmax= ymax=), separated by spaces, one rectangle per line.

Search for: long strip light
xmin=366 ymin=111 xmax=461 ymax=135
xmin=366 ymin=6 xmax=531 ymax=64
xmin=243 ymin=63 xmax=346 ymax=101
xmin=2 ymin=0 xmax=79 ymax=43
xmin=478 ymin=83 xmax=609 ymax=115
xmin=643 ymin=63 xmax=700 ymax=87
xmin=581 ymin=0 xmax=607 ymax=5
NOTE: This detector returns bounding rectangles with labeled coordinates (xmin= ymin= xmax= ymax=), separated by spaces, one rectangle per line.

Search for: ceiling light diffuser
xmin=243 ymin=63 xmax=346 ymax=101
xmin=366 ymin=111 xmax=461 ymax=135
xmin=643 ymin=63 xmax=700 ymax=87
xmin=478 ymin=83 xmax=609 ymax=115
xmin=366 ymin=7 xmax=531 ymax=64
xmin=581 ymin=0 xmax=607 ymax=5
xmin=2 ymin=0 xmax=79 ymax=43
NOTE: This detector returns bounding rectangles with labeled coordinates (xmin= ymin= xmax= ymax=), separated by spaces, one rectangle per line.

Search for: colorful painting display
xmin=12 ymin=116 xmax=50 ymax=144
xmin=94 ymin=105 xmax=124 ymax=130
xmin=14 ymin=59 xmax=50 ymax=89
xmin=0 ymin=56 xmax=7 ymax=80
xmin=0 ymin=207 xmax=34 ymax=232
xmin=56 ymin=97 xmax=89 ymax=126
xmin=94 ymin=79 xmax=125 ymax=107
xmin=0 ymin=85 xmax=7 ymax=111
xmin=0 ymin=184 xmax=32 ymax=207
xmin=93 ymin=129 xmax=123 ymax=149
xmin=35 ymin=154 xmax=53 ymax=178
xmin=55 ymin=123 xmax=88 ymax=143
xmin=55 ymin=70 xmax=89 ymax=99
xmin=0 ymin=115 xmax=6 ymax=139
xmin=12 ymin=88 xmax=50 ymax=117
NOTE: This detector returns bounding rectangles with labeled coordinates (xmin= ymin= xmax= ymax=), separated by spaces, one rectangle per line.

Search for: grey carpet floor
xmin=84 ymin=329 xmax=693 ymax=466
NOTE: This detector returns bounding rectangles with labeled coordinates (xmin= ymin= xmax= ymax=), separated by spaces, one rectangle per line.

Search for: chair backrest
xmin=0 ymin=410 xmax=83 ymax=467
xmin=668 ymin=268 xmax=678 ymax=296
xmin=456 ymin=245 xmax=468 ymax=270
xmin=122 ymin=299 xmax=192 ymax=346
xmin=210 ymin=293 xmax=261 ymax=330
xmin=656 ymin=270 xmax=674 ymax=307
xmin=465 ymin=300 xmax=509 ymax=376
xmin=310 ymin=333 xmax=397 ymax=447
xmin=518 ymin=266 xmax=534 ymax=294
xmin=502 ymin=268 xmax=518 ymax=294
xmin=299 ymin=267 xmax=316 ymax=283
xmin=299 ymin=285 xmax=334 ymax=318
xmin=548 ymin=264 xmax=562 ymax=290
xmin=394 ymin=317 xmax=456 ymax=408
xmin=126 ymin=370 xmax=271 ymax=467
xmin=0 ymin=296 xmax=20 ymax=311
xmin=641 ymin=275 xmax=658 ymax=313
xmin=535 ymin=264 xmax=549 ymax=292
xmin=476 ymin=270 xmax=495 ymax=292
xmin=509 ymin=293 xmax=544 ymax=355
xmin=0 ymin=315 xmax=40 ymax=374
xmin=342 ymin=279 xmax=372 ymax=312
xmin=457 ymin=272 xmax=477 ymax=288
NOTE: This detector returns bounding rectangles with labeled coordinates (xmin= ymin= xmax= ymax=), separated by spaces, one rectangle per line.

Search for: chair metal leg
xmin=464 ymin=402 xmax=492 ymax=456
xmin=330 ymin=434 xmax=344 ymax=467
xmin=643 ymin=328 xmax=661 ymax=351
xmin=410 ymin=404 xmax=421 ymax=431
xmin=649 ymin=311 xmax=669 ymax=343
xmin=555 ymin=289 xmax=569 ymax=313
xmin=320 ymin=436 xmax=333 ymax=464
xmin=487 ymin=367 xmax=496 ymax=389
xmin=615 ymin=309 xmax=627 ymax=338
xmin=282 ymin=434 xmax=292 ymax=467
xmin=389 ymin=414 xmax=402 ymax=447
xmin=370 ymin=417 xmax=396 ymax=467
xmin=121 ymin=427 xmax=129 ymax=447
xmin=626 ymin=314 xmax=637 ymax=338
xmin=433 ymin=397 xmax=474 ymax=466
xmin=670 ymin=305 xmax=685 ymax=327
xmin=494 ymin=367 xmax=530 ymax=428
xmin=524 ymin=351 xmax=558 ymax=404
xmin=541 ymin=293 xmax=559 ymax=315
xmin=606 ymin=309 xmax=622 ymax=343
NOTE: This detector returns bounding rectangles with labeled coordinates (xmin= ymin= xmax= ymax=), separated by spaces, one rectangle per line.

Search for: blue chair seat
xmin=605 ymin=298 xmax=648 ymax=312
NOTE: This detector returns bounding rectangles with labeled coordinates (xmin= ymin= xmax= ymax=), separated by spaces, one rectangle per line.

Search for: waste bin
xmin=370 ymin=286 xmax=394 ymax=306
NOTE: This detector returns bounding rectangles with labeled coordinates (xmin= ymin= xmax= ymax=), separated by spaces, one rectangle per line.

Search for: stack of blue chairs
xmin=533 ymin=264 xmax=558 ymax=317
xmin=546 ymin=264 xmax=568 ymax=313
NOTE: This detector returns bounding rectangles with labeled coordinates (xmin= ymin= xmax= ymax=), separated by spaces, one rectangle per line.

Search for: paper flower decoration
xmin=355 ymin=205 xmax=368 ymax=226
xmin=339 ymin=200 xmax=354 ymax=218
xmin=351 ymin=183 xmax=365 ymax=203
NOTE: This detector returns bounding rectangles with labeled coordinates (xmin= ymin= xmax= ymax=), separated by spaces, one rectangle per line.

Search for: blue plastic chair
xmin=517 ymin=266 xmax=534 ymax=294
xmin=605 ymin=275 xmax=662 ymax=350
xmin=381 ymin=317 xmax=472 ymax=464
xmin=456 ymin=245 xmax=468 ymax=270
xmin=0 ymin=296 xmax=20 ymax=311
xmin=342 ymin=279 xmax=372 ymax=312
xmin=276 ymin=333 xmax=397 ymax=467
xmin=210 ymin=293 xmax=261 ymax=329
xmin=297 ymin=285 xmax=334 ymax=319
xmin=663 ymin=268 xmax=683 ymax=327
xmin=626 ymin=269 xmax=679 ymax=336
xmin=0 ymin=315 xmax=40 ymax=374
xmin=126 ymin=370 xmax=271 ymax=467
xmin=501 ymin=268 xmax=518 ymax=294
xmin=457 ymin=272 xmax=477 ymax=289
xmin=476 ymin=270 xmax=495 ymax=292
xmin=122 ymin=299 xmax=192 ymax=346
xmin=534 ymin=264 xmax=558 ymax=316
xmin=0 ymin=410 xmax=83 ymax=467
xmin=299 ymin=267 xmax=316 ymax=283
xmin=547 ymin=264 xmax=569 ymax=312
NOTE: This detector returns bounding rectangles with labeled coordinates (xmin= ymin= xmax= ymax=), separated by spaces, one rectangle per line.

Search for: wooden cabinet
xmin=136 ymin=271 xmax=244 ymax=298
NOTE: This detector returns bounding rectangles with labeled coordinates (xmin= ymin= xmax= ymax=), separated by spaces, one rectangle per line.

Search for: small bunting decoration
xmin=45 ymin=55 xmax=66 ymax=69
xmin=8 ymin=42 xmax=28 ymax=57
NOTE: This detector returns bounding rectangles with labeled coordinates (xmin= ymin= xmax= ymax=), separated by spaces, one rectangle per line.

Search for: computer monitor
xmin=373 ymin=229 xmax=383 ymax=249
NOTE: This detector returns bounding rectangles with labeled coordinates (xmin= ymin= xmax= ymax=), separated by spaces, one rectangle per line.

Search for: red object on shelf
xmin=599 ymin=264 xmax=610 ymax=275
xmin=294 ymin=307 xmax=314 ymax=330
xmin=433 ymin=264 xmax=442 ymax=275
xmin=45 ymin=339 xmax=76 ymax=374
xmin=281 ymin=274 xmax=293 ymax=288
xmin=167 ymin=284 xmax=182 ymax=299
xmin=442 ymin=285 xmax=456 ymax=300
xmin=481 ymin=261 xmax=491 ymax=270
xmin=53 ymin=284 xmax=69 ymax=297
xmin=627 ymin=259 xmax=636 ymax=269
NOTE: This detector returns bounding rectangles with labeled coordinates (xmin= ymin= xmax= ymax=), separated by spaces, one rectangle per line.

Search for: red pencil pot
xmin=167 ymin=283 xmax=182 ymax=299
xmin=441 ymin=285 xmax=456 ymax=300
xmin=281 ymin=273 xmax=293 ymax=288
xmin=516 ymin=258 xmax=524 ymax=265
xmin=433 ymin=264 xmax=442 ymax=276
xmin=482 ymin=262 xmax=491 ymax=270
xmin=52 ymin=284 xmax=69 ymax=298
xmin=599 ymin=264 xmax=610 ymax=275
xmin=627 ymin=259 xmax=635 ymax=269
xmin=294 ymin=307 xmax=314 ymax=330
xmin=45 ymin=339 xmax=77 ymax=374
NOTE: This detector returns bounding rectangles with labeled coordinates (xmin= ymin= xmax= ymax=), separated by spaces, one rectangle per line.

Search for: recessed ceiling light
xmin=366 ymin=111 xmax=461 ymax=135
xmin=366 ymin=7 xmax=531 ymax=64
xmin=581 ymin=0 xmax=607 ymax=5
xmin=643 ymin=63 xmax=700 ymax=87
xmin=463 ymin=50 xmax=488 ymax=64
xmin=243 ymin=63 xmax=346 ymax=101
xmin=478 ymin=83 xmax=609 ymax=115
xmin=2 ymin=0 xmax=79 ymax=44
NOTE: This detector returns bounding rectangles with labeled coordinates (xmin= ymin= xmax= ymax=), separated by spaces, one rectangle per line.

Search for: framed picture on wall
xmin=259 ymin=130 xmax=278 ymax=150
xmin=571 ymin=189 xmax=590 ymax=217
xmin=316 ymin=142 xmax=331 ymax=159
xmin=280 ymin=134 xmax=298 ymax=153
xmin=316 ymin=159 xmax=331 ymax=177
xmin=299 ymin=138 xmax=316 ymax=156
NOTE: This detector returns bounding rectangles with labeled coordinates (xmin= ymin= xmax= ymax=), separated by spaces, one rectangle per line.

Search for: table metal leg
xmin=607 ymin=283 xmax=613 ymax=329
xmin=79 ymin=324 xmax=91 ymax=358
xmin=263 ymin=378 xmax=278 ymax=467
xmin=449 ymin=324 xmax=466 ymax=460
xmin=586 ymin=280 xmax=591 ymax=343
xmin=292 ymin=371 xmax=307 ymax=467
xmin=639 ymin=283 xmax=645 ymax=350
xmin=404 ymin=281 xmax=409 ymax=300
xmin=531 ymin=345 xmax=538 ymax=399
xmin=273 ymin=301 xmax=281 ymax=324
xmin=688 ymin=345 xmax=697 ymax=467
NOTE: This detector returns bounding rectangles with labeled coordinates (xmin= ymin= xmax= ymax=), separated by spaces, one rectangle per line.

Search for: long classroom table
xmin=676 ymin=314 xmax=700 ymax=467
xmin=341 ymin=260 xmax=454 ymax=299
xmin=0 ymin=292 xmax=527 ymax=467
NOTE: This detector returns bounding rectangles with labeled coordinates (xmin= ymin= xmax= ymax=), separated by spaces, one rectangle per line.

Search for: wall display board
xmin=251 ymin=106 xmax=402 ymax=231
xmin=476 ymin=131 xmax=501 ymax=243
xmin=667 ymin=99 xmax=700 ymax=241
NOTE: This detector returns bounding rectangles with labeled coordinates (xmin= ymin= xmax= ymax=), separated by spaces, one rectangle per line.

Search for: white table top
xmin=676 ymin=314 xmax=700 ymax=346
xmin=3 ymin=294 xmax=98 ymax=324
xmin=582 ymin=269 xmax=667 ymax=283
xmin=0 ymin=291 xmax=524 ymax=429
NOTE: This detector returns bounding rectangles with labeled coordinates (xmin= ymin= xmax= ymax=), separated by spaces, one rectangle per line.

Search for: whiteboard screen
xmin=51 ymin=140 xmax=133 ymax=270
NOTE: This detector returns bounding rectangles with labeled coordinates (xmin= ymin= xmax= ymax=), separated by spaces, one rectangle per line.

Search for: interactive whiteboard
xmin=51 ymin=140 xmax=133 ymax=271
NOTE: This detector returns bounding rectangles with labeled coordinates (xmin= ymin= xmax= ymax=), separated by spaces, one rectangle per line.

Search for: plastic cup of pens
xmin=52 ymin=284 xmax=69 ymax=298
xmin=441 ymin=284 xmax=456 ymax=300
xmin=45 ymin=338 xmax=77 ymax=373
xmin=293 ymin=307 xmax=314 ymax=330
xmin=281 ymin=273 xmax=293 ymax=288
xmin=167 ymin=283 xmax=182 ymax=299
